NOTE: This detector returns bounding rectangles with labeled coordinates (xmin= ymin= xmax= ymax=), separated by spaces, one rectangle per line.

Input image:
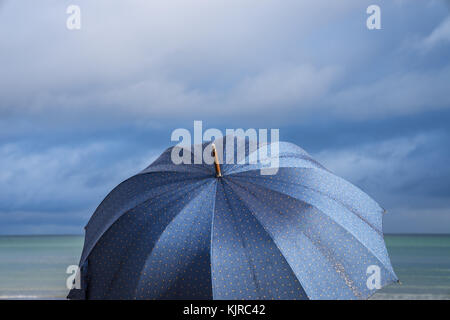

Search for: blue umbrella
xmin=68 ymin=136 xmax=397 ymax=300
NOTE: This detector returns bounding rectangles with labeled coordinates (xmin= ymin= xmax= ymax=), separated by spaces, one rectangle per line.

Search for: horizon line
xmin=1 ymin=233 xmax=450 ymax=237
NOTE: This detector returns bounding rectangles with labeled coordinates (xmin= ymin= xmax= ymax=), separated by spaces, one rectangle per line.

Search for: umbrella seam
xmin=82 ymin=176 xmax=207 ymax=262
xmin=131 ymin=179 xmax=216 ymax=299
xmin=230 ymin=170 xmax=383 ymax=235
xmin=234 ymin=177 xmax=395 ymax=275
xmin=79 ymin=179 xmax=211 ymax=297
xmin=223 ymin=154 xmax=327 ymax=175
xmin=221 ymin=180 xmax=264 ymax=300
xmin=87 ymin=173 xmax=207 ymax=229
xmin=229 ymin=178 xmax=396 ymax=299
xmin=144 ymin=145 xmax=214 ymax=175
xmin=209 ymin=180 xmax=218 ymax=300
xmin=102 ymin=179 xmax=211 ymax=298
xmin=223 ymin=178 xmax=310 ymax=300
xmin=226 ymin=178 xmax=361 ymax=299
xmin=141 ymin=166 xmax=213 ymax=175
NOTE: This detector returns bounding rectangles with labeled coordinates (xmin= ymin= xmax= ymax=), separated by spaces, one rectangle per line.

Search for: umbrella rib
xmin=228 ymin=178 xmax=396 ymax=290
xmin=87 ymin=173 xmax=207 ymax=228
xmin=229 ymin=171 xmax=382 ymax=235
xmin=235 ymin=178 xmax=391 ymax=268
xmin=209 ymin=181 xmax=218 ymax=300
xmin=146 ymin=145 xmax=214 ymax=175
xmin=131 ymin=179 xmax=216 ymax=299
xmin=292 ymin=225 xmax=364 ymax=299
xmin=81 ymin=176 xmax=208 ymax=264
xmin=141 ymin=166 xmax=213 ymax=176
xmin=222 ymin=179 xmax=310 ymax=300
xmin=225 ymin=179 xmax=364 ymax=299
xmin=223 ymin=153 xmax=327 ymax=175
xmin=171 ymin=143 xmax=215 ymax=175
xmin=101 ymin=179 xmax=212 ymax=298
xmin=187 ymin=145 xmax=215 ymax=175
xmin=221 ymin=181 xmax=264 ymax=299
xmin=81 ymin=179 xmax=211 ymax=290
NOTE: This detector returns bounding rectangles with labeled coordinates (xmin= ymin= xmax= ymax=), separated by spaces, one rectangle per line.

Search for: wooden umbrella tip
xmin=211 ymin=143 xmax=222 ymax=178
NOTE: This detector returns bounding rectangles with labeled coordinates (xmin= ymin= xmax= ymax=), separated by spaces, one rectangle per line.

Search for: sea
xmin=0 ymin=234 xmax=449 ymax=299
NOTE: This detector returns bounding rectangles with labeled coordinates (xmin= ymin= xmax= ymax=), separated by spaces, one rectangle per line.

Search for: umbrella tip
xmin=211 ymin=143 xmax=222 ymax=178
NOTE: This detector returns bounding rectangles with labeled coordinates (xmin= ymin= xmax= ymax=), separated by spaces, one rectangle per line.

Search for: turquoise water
xmin=372 ymin=235 xmax=450 ymax=299
xmin=0 ymin=235 xmax=83 ymax=299
xmin=0 ymin=234 xmax=449 ymax=299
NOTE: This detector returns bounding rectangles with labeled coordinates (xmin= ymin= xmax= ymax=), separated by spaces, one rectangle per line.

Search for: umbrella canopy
xmin=68 ymin=136 xmax=397 ymax=300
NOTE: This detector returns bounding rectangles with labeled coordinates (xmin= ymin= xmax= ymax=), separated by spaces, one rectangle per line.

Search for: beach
xmin=0 ymin=234 xmax=449 ymax=300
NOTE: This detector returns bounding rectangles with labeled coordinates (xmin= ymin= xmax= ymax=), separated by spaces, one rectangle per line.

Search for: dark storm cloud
xmin=0 ymin=0 xmax=449 ymax=233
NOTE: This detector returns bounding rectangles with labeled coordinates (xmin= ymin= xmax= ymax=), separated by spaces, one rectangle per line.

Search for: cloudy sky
xmin=1 ymin=0 xmax=449 ymax=234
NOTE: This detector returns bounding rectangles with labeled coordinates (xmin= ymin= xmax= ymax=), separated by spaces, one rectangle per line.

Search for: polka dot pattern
xmin=212 ymin=182 xmax=308 ymax=300
xmin=68 ymin=137 xmax=397 ymax=300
